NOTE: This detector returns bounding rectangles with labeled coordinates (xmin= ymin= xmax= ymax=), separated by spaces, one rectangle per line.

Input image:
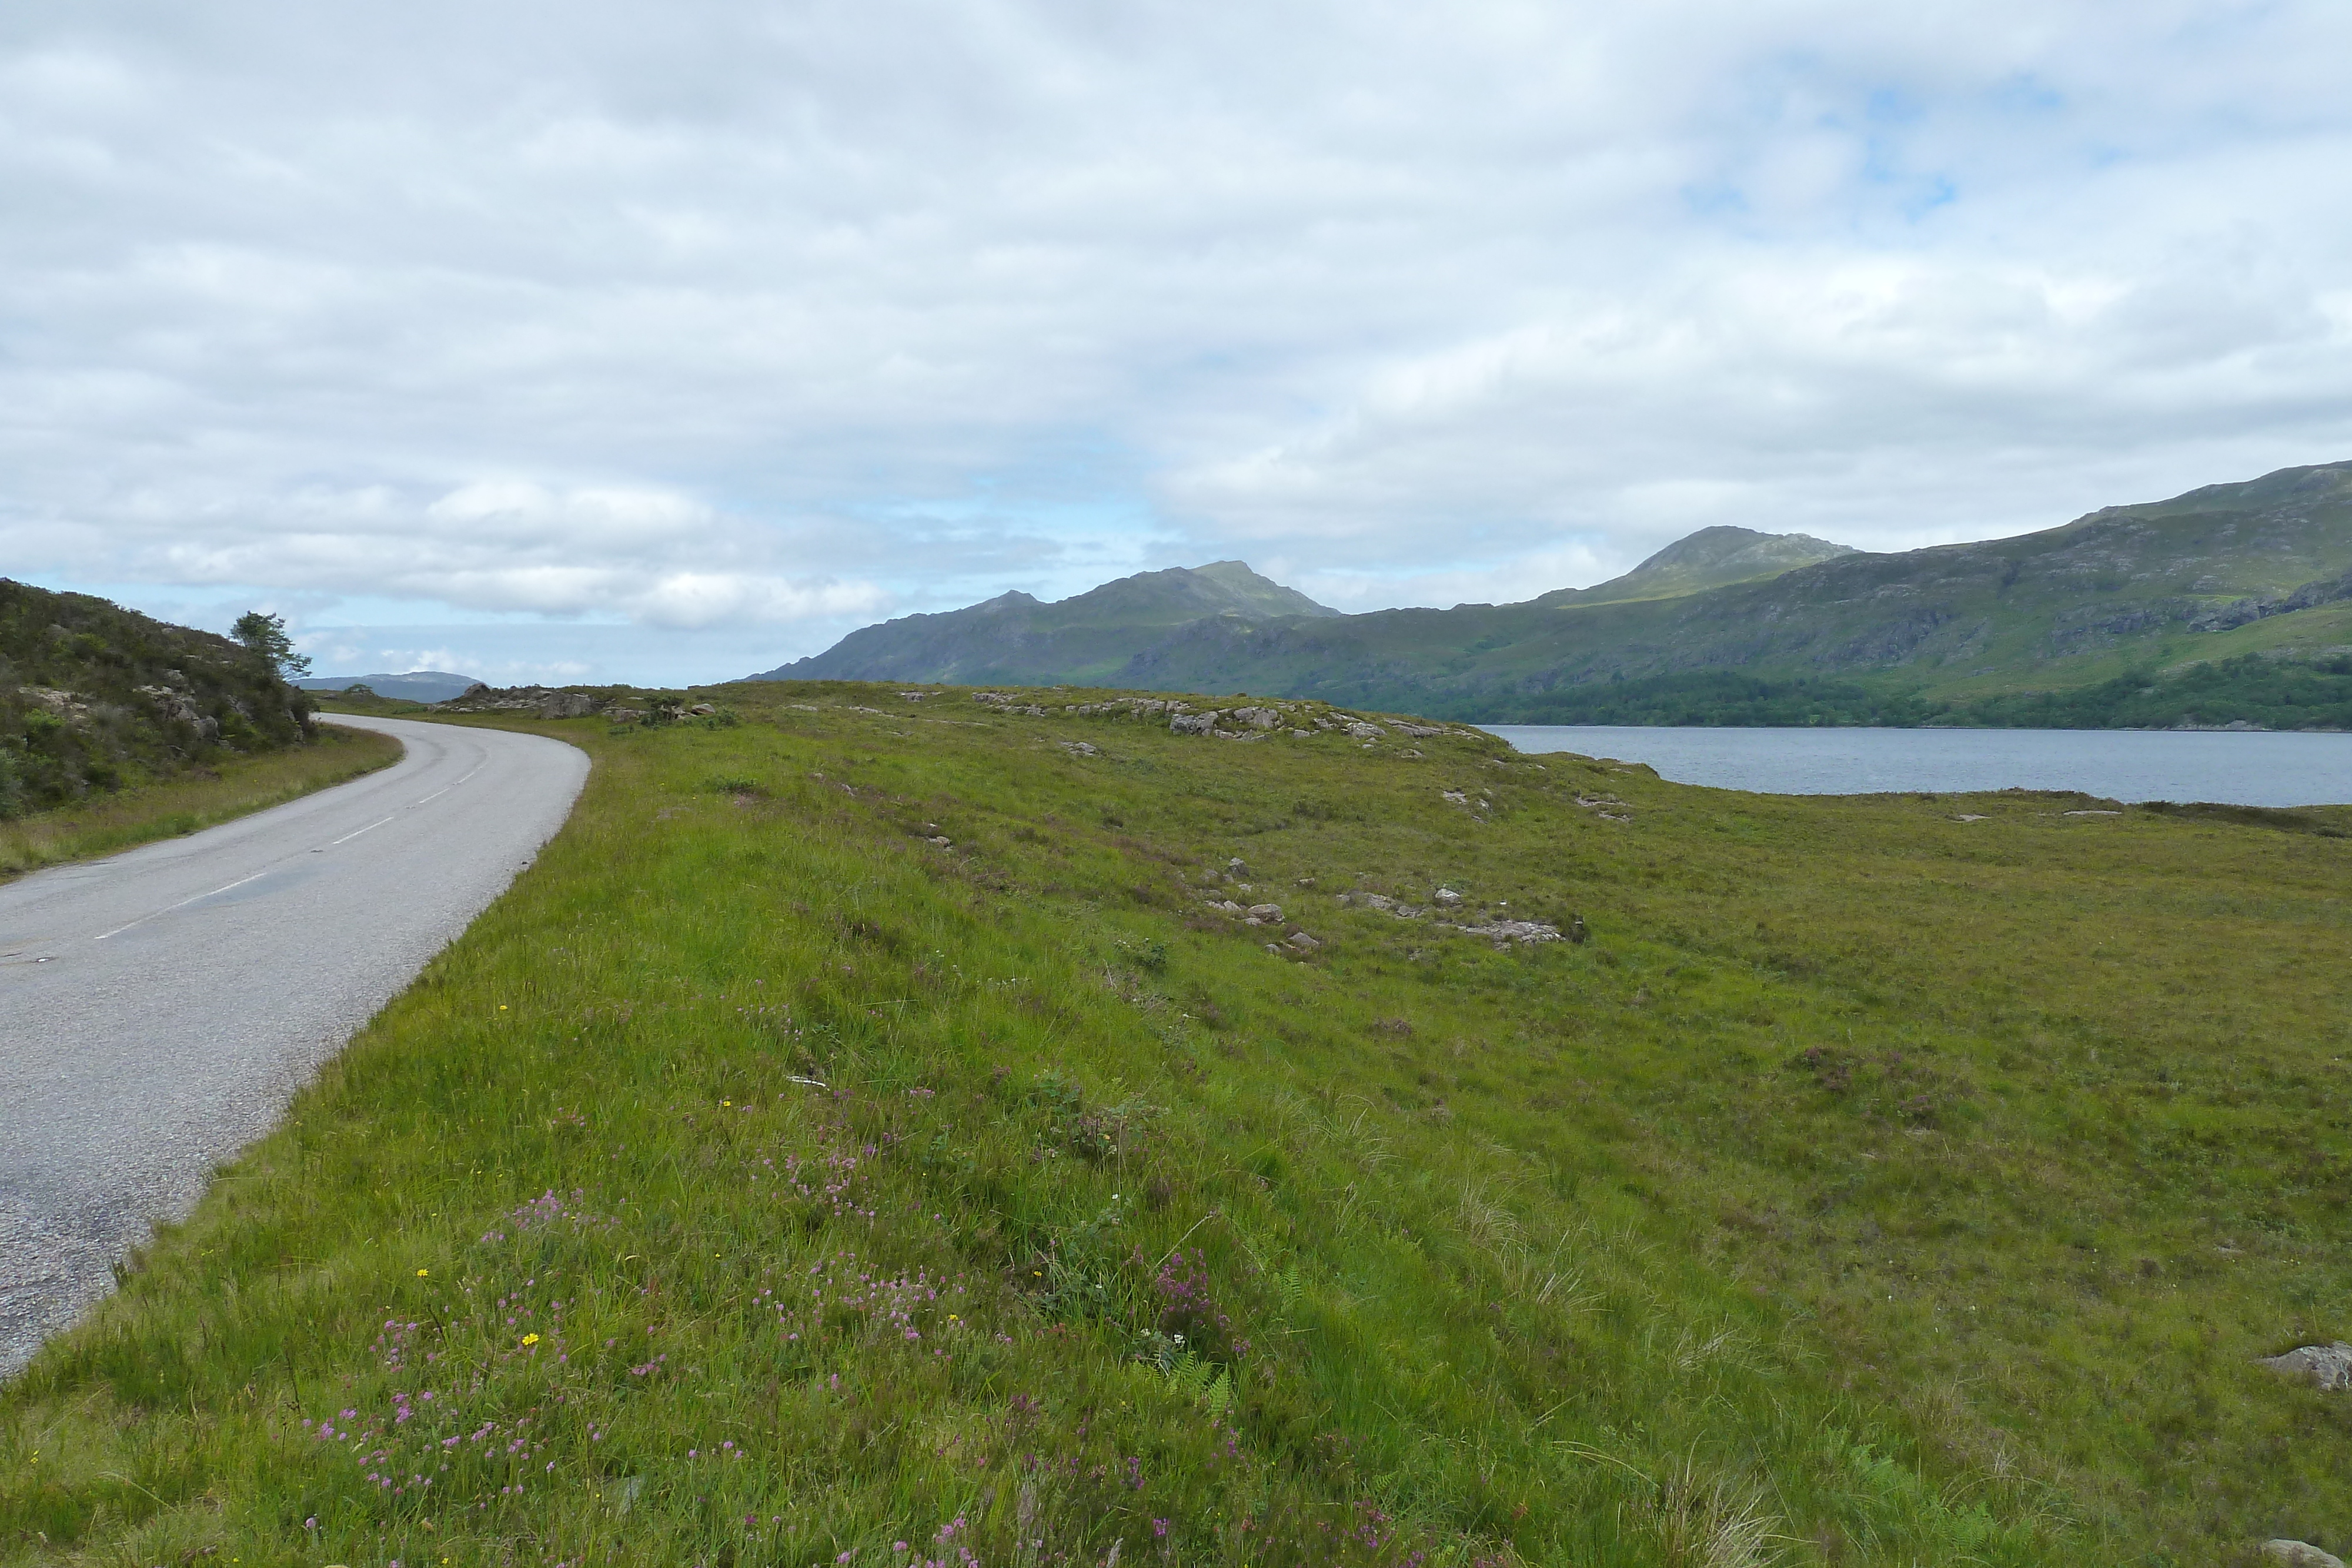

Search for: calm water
xmin=1482 ymin=726 xmax=2352 ymax=807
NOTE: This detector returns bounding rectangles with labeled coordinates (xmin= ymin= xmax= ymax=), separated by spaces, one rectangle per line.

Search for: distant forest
xmin=1485 ymin=653 xmax=2352 ymax=731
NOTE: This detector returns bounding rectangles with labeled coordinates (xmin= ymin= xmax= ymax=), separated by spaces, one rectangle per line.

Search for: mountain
xmin=296 ymin=670 xmax=485 ymax=703
xmin=1116 ymin=460 xmax=2352 ymax=721
xmin=1536 ymin=525 xmax=1855 ymax=607
xmin=1 ymin=580 xmax=315 ymax=815
xmin=749 ymin=560 xmax=1340 ymax=686
xmin=744 ymin=462 xmax=2352 ymax=727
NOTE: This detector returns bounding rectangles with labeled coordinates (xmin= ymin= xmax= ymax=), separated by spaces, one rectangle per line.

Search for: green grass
xmin=0 ymin=723 xmax=404 ymax=882
xmin=6 ymin=682 xmax=2350 ymax=1566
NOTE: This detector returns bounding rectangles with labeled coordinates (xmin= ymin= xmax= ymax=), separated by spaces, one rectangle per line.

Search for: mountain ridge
xmin=747 ymin=462 xmax=2352 ymax=723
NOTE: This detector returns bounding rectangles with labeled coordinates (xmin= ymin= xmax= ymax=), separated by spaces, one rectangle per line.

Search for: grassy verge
xmin=0 ymin=723 xmax=405 ymax=882
xmin=5 ymin=683 xmax=2348 ymax=1566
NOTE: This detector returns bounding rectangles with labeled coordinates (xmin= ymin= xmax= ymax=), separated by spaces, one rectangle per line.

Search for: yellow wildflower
xmin=522 ymin=1333 xmax=540 ymax=1346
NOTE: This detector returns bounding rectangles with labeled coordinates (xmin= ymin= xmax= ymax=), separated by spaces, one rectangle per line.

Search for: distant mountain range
xmin=748 ymin=462 xmax=2352 ymax=728
xmin=296 ymin=671 xmax=485 ymax=703
xmin=752 ymin=530 xmax=1848 ymax=688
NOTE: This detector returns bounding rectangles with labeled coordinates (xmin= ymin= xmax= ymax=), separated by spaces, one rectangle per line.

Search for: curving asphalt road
xmin=0 ymin=715 xmax=587 ymax=1379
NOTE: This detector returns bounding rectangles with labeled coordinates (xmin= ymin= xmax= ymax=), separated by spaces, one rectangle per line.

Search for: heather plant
xmin=5 ymin=679 xmax=2348 ymax=1564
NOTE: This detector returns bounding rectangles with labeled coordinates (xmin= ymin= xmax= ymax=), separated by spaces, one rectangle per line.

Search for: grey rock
xmin=537 ymin=692 xmax=599 ymax=719
xmin=1246 ymin=903 xmax=1282 ymax=922
xmin=1442 ymin=789 xmax=1468 ymax=804
xmin=1285 ymin=931 xmax=1320 ymax=951
xmin=1433 ymin=887 xmax=1464 ymax=906
xmin=1343 ymin=721 xmax=1385 ymax=740
xmin=1169 ymin=711 xmax=1220 ymax=735
xmin=2259 ymin=1342 xmax=2352 ymax=1390
xmin=1059 ymin=740 xmax=1100 ymax=757
xmin=687 ymin=702 xmax=717 ymax=716
xmin=2262 ymin=1543 xmax=2346 ymax=1568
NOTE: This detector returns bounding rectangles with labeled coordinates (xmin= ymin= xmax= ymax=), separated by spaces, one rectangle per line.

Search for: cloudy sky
xmin=6 ymin=1 xmax=2351 ymax=684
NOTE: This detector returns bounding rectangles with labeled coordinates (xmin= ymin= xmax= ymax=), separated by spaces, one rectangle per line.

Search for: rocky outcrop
xmin=2261 ymin=1542 xmax=2346 ymax=1568
xmin=2259 ymin=1342 xmax=2352 ymax=1390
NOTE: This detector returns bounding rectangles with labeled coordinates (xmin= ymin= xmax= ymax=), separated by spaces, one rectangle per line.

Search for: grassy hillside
xmin=1 ymin=579 xmax=317 ymax=814
xmin=0 ymin=722 xmax=403 ymax=882
xmin=6 ymin=682 xmax=2350 ymax=1566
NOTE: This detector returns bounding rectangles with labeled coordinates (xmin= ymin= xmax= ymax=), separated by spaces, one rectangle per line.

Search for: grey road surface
xmin=0 ymin=715 xmax=587 ymax=1379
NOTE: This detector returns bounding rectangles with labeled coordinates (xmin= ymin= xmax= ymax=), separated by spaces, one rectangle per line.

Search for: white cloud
xmin=2 ymin=0 xmax=2349 ymax=678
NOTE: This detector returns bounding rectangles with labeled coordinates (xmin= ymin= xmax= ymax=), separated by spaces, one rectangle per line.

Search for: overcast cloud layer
xmin=6 ymin=0 xmax=2351 ymax=683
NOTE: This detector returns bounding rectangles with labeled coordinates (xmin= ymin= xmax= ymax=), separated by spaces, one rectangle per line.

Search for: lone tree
xmin=230 ymin=611 xmax=312 ymax=680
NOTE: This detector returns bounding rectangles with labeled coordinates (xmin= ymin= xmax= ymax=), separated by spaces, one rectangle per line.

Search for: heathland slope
xmin=8 ymin=679 xmax=2349 ymax=1566
xmin=0 ymin=580 xmax=315 ymax=816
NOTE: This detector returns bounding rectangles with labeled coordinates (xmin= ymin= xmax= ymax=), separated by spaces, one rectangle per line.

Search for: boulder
xmin=1169 ymin=711 xmax=1220 ymax=735
xmin=1246 ymin=904 xmax=1283 ymax=922
xmin=1286 ymin=931 xmax=1320 ymax=951
xmin=2259 ymin=1342 xmax=2352 ymax=1390
xmin=537 ymin=692 xmax=599 ymax=719
xmin=2262 ymin=1543 xmax=2346 ymax=1568
xmin=1433 ymin=887 xmax=1464 ymax=906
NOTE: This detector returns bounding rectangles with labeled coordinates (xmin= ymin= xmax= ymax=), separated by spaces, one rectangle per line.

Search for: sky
xmin=6 ymin=1 xmax=2351 ymax=686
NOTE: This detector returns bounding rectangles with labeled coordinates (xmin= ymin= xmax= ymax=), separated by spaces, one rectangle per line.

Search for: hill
xmin=0 ymin=580 xmax=315 ymax=816
xmin=751 ymin=560 xmax=1342 ymax=687
xmin=1533 ymin=524 xmax=1855 ymax=607
xmin=11 ymin=679 xmax=2350 ymax=1563
xmin=755 ymin=463 xmax=2352 ymax=727
xmin=295 ymin=670 xmax=484 ymax=703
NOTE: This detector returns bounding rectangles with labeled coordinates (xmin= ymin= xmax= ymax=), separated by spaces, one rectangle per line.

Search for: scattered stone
xmin=1393 ymin=721 xmax=1448 ymax=737
xmin=537 ymin=692 xmax=599 ymax=719
xmin=1285 ymin=931 xmax=1320 ymax=951
xmin=1228 ymin=706 xmax=1284 ymax=729
xmin=1265 ymin=942 xmax=1285 ymax=956
xmin=1951 ymin=814 xmax=1989 ymax=823
xmin=1059 ymin=740 xmax=1100 ymax=757
xmin=1445 ymin=919 xmax=1563 ymax=945
xmin=1344 ymin=721 xmax=1385 ymax=740
xmin=687 ymin=702 xmax=716 ymax=716
xmin=2063 ymin=809 xmax=2123 ymax=817
xmin=897 ymin=691 xmax=930 ymax=701
xmin=2261 ymin=1543 xmax=2346 ymax=1568
xmin=1432 ymin=887 xmax=1464 ymax=906
xmin=1442 ymin=789 xmax=1468 ymax=804
xmin=1169 ymin=711 xmax=1220 ymax=735
xmin=2259 ymin=1342 xmax=2352 ymax=1390
xmin=926 ymin=836 xmax=953 ymax=848
xmin=1246 ymin=904 xmax=1283 ymax=922
xmin=1291 ymin=728 xmax=1313 ymax=738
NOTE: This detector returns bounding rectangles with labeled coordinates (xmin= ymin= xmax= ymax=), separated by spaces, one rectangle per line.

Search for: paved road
xmin=0 ymin=715 xmax=587 ymax=1379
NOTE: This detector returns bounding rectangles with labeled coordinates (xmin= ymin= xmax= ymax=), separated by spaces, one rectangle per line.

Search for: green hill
xmin=0 ymin=580 xmax=316 ymax=817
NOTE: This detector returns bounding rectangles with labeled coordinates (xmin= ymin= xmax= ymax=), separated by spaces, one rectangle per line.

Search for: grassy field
xmin=0 ymin=722 xmax=404 ymax=882
xmin=5 ymin=683 xmax=2348 ymax=1566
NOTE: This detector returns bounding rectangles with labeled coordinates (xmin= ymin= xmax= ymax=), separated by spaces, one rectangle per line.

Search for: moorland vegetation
xmin=6 ymin=680 xmax=2349 ymax=1565
xmin=0 ymin=581 xmax=318 ymax=817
